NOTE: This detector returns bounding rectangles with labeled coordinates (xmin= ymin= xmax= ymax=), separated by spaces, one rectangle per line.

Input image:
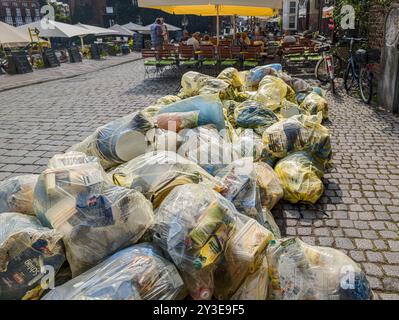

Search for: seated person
xmin=180 ymin=30 xmax=190 ymax=44
xmin=200 ymin=35 xmax=213 ymax=45
xmin=233 ymin=33 xmax=242 ymax=46
xmin=187 ymin=32 xmax=201 ymax=51
xmin=241 ymin=32 xmax=251 ymax=49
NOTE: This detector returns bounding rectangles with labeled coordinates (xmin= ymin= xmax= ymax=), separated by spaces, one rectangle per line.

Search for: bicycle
xmin=342 ymin=36 xmax=367 ymax=93
xmin=313 ymin=35 xmax=344 ymax=94
xmin=358 ymin=48 xmax=381 ymax=104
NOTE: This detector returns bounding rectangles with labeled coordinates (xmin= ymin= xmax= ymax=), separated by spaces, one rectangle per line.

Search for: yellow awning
xmin=143 ymin=5 xmax=275 ymax=16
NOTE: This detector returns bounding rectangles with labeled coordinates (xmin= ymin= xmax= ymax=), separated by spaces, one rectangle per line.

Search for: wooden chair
xmin=242 ymin=46 xmax=261 ymax=69
xmin=142 ymin=49 xmax=158 ymax=78
xmin=218 ymin=45 xmax=239 ymax=69
xmin=198 ymin=45 xmax=218 ymax=75
xmin=178 ymin=44 xmax=198 ymax=70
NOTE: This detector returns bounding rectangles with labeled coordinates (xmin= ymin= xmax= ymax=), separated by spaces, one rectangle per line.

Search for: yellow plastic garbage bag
xmin=255 ymin=76 xmax=296 ymax=111
xmin=109 ymin=151 xmax=223 ymax=208
xmin=254 ymin=162 xmax=284 ymax=210
xmin=213 ymin=219 xmax=274 ymax=299
xmin=217 ymin=67 xmax=244 ymax=89
xmin=0 ymin=175 xmax=38 ymax=215
xmin=267 ymin=237 xmax=373 ymax=300
xmin=262 ymin=114 xmax=332 ymax=165
xmin=156 ymin=95 xmax=182 ymax=106
xmin=230 ymin=256 xmax=269 ymax=300
xmin=179 ymin=71 xmax=212 ymax=97
xmin=274 ymin=151 xmax=325 ymax=204
xmin=300 ymin=92 xmax=329 ymax=120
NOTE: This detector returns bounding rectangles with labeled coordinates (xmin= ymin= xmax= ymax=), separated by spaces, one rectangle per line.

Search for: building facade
xmin=0 ymin=0 xmax=41 ymax=26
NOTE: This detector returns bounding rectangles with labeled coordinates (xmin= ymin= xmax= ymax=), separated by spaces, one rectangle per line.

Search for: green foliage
xmin=333 ymin=0 xmax=371 ymax=36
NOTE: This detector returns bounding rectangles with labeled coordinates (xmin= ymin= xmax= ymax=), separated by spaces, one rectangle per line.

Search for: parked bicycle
xmin=342 ymin=36 xmax=367 ymax=93
xmin=313 ymin=35 xmax=345 ymax=94
xmin=357 ymin=48 xmax=381 ymax=104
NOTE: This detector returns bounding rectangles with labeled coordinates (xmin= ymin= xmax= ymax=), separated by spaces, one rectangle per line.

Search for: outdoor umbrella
xmin=76 ymin=23 xmax=119 ymax=46
xmin=108 ymin=24 xmax=135 ymax=37
xmin=18 ymin=19 xmax=90 ymax=39
xmin=122 ymin=22 xmax=148 ymax=32
xmin=0 ymin=21 xmax=31 ymax=48
xmin=140 ymin=23 xmax=182 ymax=34
xmin=138 ymin=0 xmax=281 ymax=43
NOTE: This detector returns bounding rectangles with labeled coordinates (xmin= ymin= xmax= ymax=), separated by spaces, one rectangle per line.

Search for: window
xmin=26 ymin=8 xmax=31 ymax=16
xmin=289 ymin=16 xmax=296 ymax=29
xmin=289 ymin=1 xmax=296 ymax=14
xmin=16 ymin=7 xmax=21 ymax=16
xmin=35 ymin=8 xmax=40 ymax=17
xmin=5 ymin=7 xmax=11 ymax=16
xmin=25 ymin=15 xmax=32 ymax=23
xmin=5 ymin=16 xmax=13 ymax=25
xmin=22 ymin=2 xmax=28 ymax=7
xmin=15 ymin=16 xmax=23 ymax=26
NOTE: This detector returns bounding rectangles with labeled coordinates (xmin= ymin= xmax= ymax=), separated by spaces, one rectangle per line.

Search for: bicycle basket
xmin=355 ymin=49 xmax=367 ymax=64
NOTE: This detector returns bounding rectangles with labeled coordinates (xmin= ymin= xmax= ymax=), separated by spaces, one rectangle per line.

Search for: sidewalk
xmin=0 ymin=53 xmax=141 ymax=92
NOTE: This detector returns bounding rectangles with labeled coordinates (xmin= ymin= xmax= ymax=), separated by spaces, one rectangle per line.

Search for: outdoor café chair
xmin=142 ymin=49 xmax=159 ymax=78
xmin=242 ymin=46 xmax=261 ymax=69
xmin=178 ymin=44 xmax=199 ymax=73
xmin=198 ymin=45 xmax=218 ymax=75
xmin=217 ymin=45 xmax=238 ymax=69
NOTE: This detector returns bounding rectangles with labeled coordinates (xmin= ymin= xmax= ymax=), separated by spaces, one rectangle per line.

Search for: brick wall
xmin=368 ymin=0 xmax=399 ymax=49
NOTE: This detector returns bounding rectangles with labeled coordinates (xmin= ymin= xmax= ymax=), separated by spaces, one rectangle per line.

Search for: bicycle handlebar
xmin=341 ymin=36 xmax=368 ymax=42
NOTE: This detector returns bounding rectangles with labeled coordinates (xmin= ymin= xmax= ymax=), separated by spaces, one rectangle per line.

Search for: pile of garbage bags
xmin=0 ymin=65 xmax=373 ymax=300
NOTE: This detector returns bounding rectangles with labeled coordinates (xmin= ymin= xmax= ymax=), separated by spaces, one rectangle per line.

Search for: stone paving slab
xmin=1 ymin=59 xmax=399 ymax=299
xmin=0 ymin=53 xmax=141 ymax=92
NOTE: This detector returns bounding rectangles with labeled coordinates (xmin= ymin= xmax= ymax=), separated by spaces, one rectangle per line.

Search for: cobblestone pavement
xmin=0 ymin=53 xmax=141 ymax=92
xmin=1 ymin=60 xmax=399 ymax=299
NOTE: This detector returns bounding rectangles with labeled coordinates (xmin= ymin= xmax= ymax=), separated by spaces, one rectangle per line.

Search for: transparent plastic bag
xmin=215 ymin=158 xmax=280 ymax=237
xmin=146 ymin=128 xmax=181 ymax=153
xmin=33 ymin=152 xmax=154 ymax=276
xmin=267 ymin=237 xmax=373 ymax=300
xmin=280 ymin=99 xmax=304 ymax=119
xmin=110 ymin=151 xmax=223 ymax=208
xmin=291 ymin=77 xmax=311 ymax=93
xmin=232 ymin=129 xmax=264 ymax=161
xmin=0 ymin=212 xmax=65 ymax=300
xmin=156 ymin=95 xmax=182 ymax=106
xmin=213 ymin=219 xmax=274 ymax=299
xmin=262 ymin=114 xmax=332 ymax=165
xmin=155 ymin=111 xmax=200 ymax=133
xmin=180 ymin=71 xmax=212 ymax=97
xmin=254 ymin=162 xmax=283 ymax=210
xmin=69 ymin=112 xmax=154 ymax=170
xmin=177 ymin=126 xmax=240 ymax=176
xmin=158 ymin=94 xmax=225 ymax=131
xmin=300 ymin=92 xmax=329 ymax=120
xmin=152 ymin=183 xmax=261 ymax=300
xmin=230 ymin=255 xmax=269 ymax=300
xmin=217 ymin=67 xmax=244 ymax=89
xmin=0 ymin=175 xmax=38 ymax=215
xmin=255 ymin=76 xmax=296 ymax=111
xmin=199 ymin=78 xmax=236 ymax=100
xmin=247 ymin=65 xmax=278 ymax=88
xmin=43 ymin=243 xmax=186 ymax=300
xmin=274 ymin=151 xmax=325 ymax=204
xmin=234 ymin=100 xmax=279 ymax=135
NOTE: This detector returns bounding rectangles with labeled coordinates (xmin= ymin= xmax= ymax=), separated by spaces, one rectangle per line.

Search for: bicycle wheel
xmin=316 ymin=55 xmax=343 ymax=83
xmin=315 ymin=58 xmax=329 ymax=83
xmin=359 ymin=67 xmax=373 ymax=104
xmin=344 ymin=63 xmax=356 ymax=92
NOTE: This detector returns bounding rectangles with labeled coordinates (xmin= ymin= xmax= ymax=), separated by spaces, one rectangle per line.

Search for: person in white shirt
xmin=186 ymin=32 xmax=201 ymax=50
